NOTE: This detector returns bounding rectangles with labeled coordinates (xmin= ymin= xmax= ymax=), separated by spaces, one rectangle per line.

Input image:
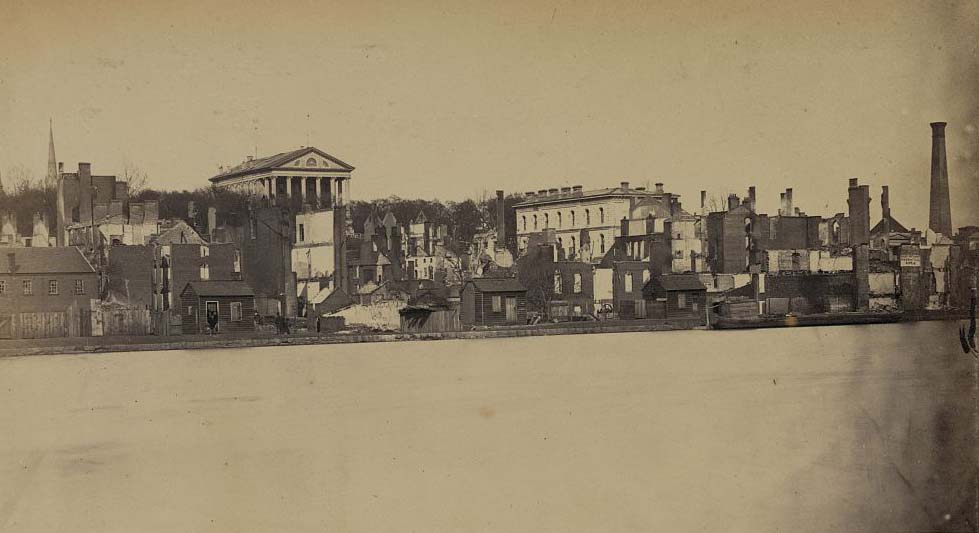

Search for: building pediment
xmin=210 ymin=146 xmax=355 ymax=183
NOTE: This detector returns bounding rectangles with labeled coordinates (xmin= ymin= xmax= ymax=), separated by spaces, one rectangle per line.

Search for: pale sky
xmin=2 ymin=0 xmax=977 ymax=229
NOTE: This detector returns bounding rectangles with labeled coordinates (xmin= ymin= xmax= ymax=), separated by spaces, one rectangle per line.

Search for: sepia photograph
xmin=1 ymin=0 xmax=977 ymax=531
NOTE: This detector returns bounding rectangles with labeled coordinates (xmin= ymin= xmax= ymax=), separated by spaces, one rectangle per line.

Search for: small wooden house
xmin=180 ymin=281 xmax=256 ymax=334
xmin=642 ymin=274 xmax=707 ymax=323
xmin=460 ymin=278 xmax=527 ymax=326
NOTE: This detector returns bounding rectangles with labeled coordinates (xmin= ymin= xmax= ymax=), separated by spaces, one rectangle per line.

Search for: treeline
xmin=2 ymin=177 xmax=524 ymax=251
xmin=0 ymin=181 xmax=57 ymax=236
xmin=348 ymin=193 xmax=524 ymax=250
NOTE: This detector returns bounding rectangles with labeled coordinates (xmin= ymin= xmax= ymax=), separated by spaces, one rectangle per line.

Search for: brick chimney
xmin=748 ymin=186 xmax=756 ymax=212
xmin=560 ymin=186 xmax=571 ymax=194
xmin=620 ymin=181 xmax=630 ymax=191
xmin=655 ymin=182 xmax=664 ymax=194
xmin=881 ymin=185 xmax=890 ymax=219
xmin=785 ymin=188 xmax=793 ymax=216
xmin=700 ymin=190 xmax=706 ymax=210
xmin=728 ymin=194 xmax=740 ymax=211
xmin=779 ymin=192 xmax=786 ymax=215
xmin=572 ymin=185 xmax=583 ymax=194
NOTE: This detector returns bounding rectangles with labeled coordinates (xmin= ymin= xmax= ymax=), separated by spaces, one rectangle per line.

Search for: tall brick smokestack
xmin=779 ymin=193 xmax=786 ymax=216
xmin=747 ymin=186 xmax=756 ymax=212
xmin=700 ymin=190 xmax=706 ymax=210
xmin=785 ymin=188 xmax=793 ymax=216
xmin=929 ymin=122 xmax=952 ymax=236
xmin=496 ymin=190 xmax=505 ymax=250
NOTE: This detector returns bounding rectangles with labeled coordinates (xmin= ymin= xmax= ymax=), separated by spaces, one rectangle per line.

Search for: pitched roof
xmin=871 ymin=214 xmax=909 ymax=236
xmin=467 ymin=278 xmax=526 ymax=293
xmin=643 ymin=274 xmax=706 ymax=294
xmin=0 ymin=247 xmax=95 ymax=274
xmin=209 ymin=146 xmax=355 ymax=183
xmin=182 ymin=280 xmax=254 ymax=297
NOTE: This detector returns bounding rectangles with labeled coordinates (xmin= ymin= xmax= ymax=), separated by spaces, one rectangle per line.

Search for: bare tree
xmin=121 ymin=159 xmax=149 ymax=197
xmin=4 ymin=164 xmax=39 ymax=193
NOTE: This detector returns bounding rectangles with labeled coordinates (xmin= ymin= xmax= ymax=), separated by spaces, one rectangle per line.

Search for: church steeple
xmin=46 ymin=119 xmax=58 ymax=187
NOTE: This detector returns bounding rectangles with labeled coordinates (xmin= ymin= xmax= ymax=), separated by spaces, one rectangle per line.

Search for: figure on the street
xmin=206 ymin=309 xmax=219 ymax=335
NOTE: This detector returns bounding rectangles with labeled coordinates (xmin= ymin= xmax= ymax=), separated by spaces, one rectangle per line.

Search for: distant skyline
xmin=2 ymin=0 xmax=977 ymax=230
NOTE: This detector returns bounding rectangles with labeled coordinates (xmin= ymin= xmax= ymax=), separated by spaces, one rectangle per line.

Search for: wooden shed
xmin=180 ymin=280 xmax=256 ymax=335
xmin=399 ymin=305 xmax=461 ymax=333
xmin=460 ymin=278 xmax=527 ymax=327
xmin=642 ymin=274 xmax=707 ymax=323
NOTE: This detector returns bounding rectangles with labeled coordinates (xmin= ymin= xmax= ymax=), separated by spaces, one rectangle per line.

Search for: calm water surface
xmin=0 ymin=321 xmax=975 ymax=532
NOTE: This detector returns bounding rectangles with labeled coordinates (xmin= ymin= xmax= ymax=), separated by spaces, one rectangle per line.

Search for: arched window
xmin=544 ymin=213 xmax=549 ymax=228
xmin=570 ymin=236 xmax=576 ymax=257
xmin=557 ymin=212 xmax=562 ymax=228
xmin=599 ymin=207 xmax=605 ymax=223
xmin=600 ymin=234 xmax=606 ymax=254
xmin=585 ymin=209 xmax=591 ymax=225
xmin=306 ymin=157 xmax=317 ymax=167
xmin=533 ymin=215 xmax=538 ymax=230
xmin=570 ymin=211 xmax=576 ymax=227
xmin=522 ymin=216 xmax=527 ymax=231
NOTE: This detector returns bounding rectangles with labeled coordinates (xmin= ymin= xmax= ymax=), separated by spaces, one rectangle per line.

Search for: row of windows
xmin=188 ymin=302 xmax=245 ymax=322
xmin=554 ymin=234 xmax=607 ymax=255
xmin=553 ymin=272 xmax=584 ymax=294
xmin=0 ymin=279 xmax=85 ymax=296
xmin=521 ymin=207 xmax=606 ymax=232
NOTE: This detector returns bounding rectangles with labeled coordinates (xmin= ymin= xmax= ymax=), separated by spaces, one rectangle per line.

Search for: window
xmin=585 ymin=209 xmax=591 ymax=225
xmin=554 ymin=271 xmax=562 ymax=294
xmin=571 ymin=211 xmax=576 ymax=227
xmin=557 ymin=212 xmax=562 ymax=228
xmin=492 ymin=295 xmax=502 ymax=312
xmin=48 ymin=280 xmax=58 ymax=295
xmin=573 ymin=273 xmax=582 ymax=293
xmin=600 ymin=234 xmax=606 ymax=254
xmin=0 ymin=280 xmax=5 ymax=294
xmin=233 ymin=250 xmax=241 ymax=273
xmin=522 ymin=216 xmax=527 ymax=231
xmin=544 ymin=213 xmax=549 ymax=228
xmin=599 ymin=207 xmax=605 ymax=223
xmin=570 ymin=236 xmax=576 ymax=256
xmin=692 ymin=302 xmax=699 ymax=312
xmin=298 ymin=224 xmax=305 ymax=242
xmin=22 ymin=280 xmax=32 ymax=296
xmin=677 ymin=292 xmax=687 ymax=308
xmin=187 ymin=306 xmax=193 ymax=315
xmin=642 ymin=270 xmax=650 ymax=284
xmin=533 ymin=215 xmax=538 ymax=230
xmin=306 ymin=157 xmax=317 ymax=167
xmin=230 ymin=302 xmax=243 ymax=322
xmin=625 ymin=272 xmax=634 ymax=293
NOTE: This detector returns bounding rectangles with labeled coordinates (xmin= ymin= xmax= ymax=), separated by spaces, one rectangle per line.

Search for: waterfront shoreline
xmin=0 ymin=311 xmax=969 ymax=358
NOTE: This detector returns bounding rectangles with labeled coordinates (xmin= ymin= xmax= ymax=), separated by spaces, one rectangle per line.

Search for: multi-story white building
xmin=515 ymin=182 xmax=701 ymax=268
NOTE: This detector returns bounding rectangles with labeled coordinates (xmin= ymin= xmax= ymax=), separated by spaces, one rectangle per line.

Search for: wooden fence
xmin=0 ymin=304 xmax=151 ymax=340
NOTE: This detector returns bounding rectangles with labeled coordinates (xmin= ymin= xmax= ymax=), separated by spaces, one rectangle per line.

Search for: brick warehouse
xmin=0 ymin=247 xmax=98 ymax=313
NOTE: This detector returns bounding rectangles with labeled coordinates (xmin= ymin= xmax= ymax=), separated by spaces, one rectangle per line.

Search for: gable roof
xmin=870 ymin=214 xmax=910 ymax=237
xmin=209 ymin=146 xmax=355 ymax=183
xmin=643 ymin=274 xmax=706 ymax=294
xmin=0 ymin=247 xmax=95 ymax=274
xmin=466 ymin=278 xmax=526 ymax=293
xmin=182 ymin=280 xmax=254 ymax=297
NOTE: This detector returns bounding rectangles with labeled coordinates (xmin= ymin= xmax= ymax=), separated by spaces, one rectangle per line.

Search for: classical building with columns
xmin=210 ymin=147 xmax=354 ymax=301
xmin=209 ymin=146 xmax=354 ymax=209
